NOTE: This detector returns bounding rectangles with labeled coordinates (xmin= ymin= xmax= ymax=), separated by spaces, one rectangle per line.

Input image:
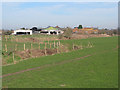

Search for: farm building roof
xmin=44 ymin=27 xmax=59 ymax=30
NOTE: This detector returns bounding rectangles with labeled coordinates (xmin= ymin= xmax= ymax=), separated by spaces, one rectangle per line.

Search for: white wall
xmin=13 ymin=30 xmax=32 ymax=35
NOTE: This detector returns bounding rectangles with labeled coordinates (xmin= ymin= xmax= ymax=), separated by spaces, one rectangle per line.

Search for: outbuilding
xmin=13 ymin=29 xmax=32 ymax=35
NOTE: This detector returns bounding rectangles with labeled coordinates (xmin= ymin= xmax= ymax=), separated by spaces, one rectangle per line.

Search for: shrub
xmin=63 ymin=27 xmax=73 ymax=39
xmin=58 ymin=34 xmax=64 ymax=39
xmin=3 ymin=30 xmax=13 ymax=35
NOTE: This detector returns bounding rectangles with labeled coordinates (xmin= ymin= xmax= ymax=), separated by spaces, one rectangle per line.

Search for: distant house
xmin=73 ymin=27 xmax=98 ymax=34
xmin=55 ymin=26 xmax=60 ymax=28
xmin=12 ymin=29 xmax=32 ymax=35
xmin=40 ymin=26 xmax=63 ymax=35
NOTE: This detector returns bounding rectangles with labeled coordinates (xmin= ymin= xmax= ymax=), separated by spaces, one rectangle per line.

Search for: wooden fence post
xmin=59 ymin=41 xmax=61 ymax=46
xmin=24 ymin=43 xmax=25 ymax=50
xmin=54 ymin=41 xmax=55 ymax=48
xmin=60 ymin=44 xmax=62 ymax=53
xmin=50 ymin=43 xmax=51 ymax=48
xmin=57 ymin=42 xmax=59 ymax=53
xmin=13 ymin=52 xmax=16 ymax=64
xmin=5 ymin=44 xmax=7 ymax=52
xmin=5 ymin=36 xmax=7 ymax=41
xmin=45 ymin=43 xmax=47 ymax=56
xmin=89 ymin=42 xmax=90 ymax=48
xmin=31 ymin=43 xmax=32 ymax=49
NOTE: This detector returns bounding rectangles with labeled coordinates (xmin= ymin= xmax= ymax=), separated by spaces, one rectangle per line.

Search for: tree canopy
xmin=78 ymin=25 xmax=83 ymax=29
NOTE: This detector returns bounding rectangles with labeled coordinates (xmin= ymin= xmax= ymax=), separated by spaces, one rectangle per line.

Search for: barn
xmin=40 ymin=26 xmax=63 ymax=35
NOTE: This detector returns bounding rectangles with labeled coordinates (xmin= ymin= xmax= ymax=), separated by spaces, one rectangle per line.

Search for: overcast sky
xmin=2 ymin=2 xmax=118 ymax=30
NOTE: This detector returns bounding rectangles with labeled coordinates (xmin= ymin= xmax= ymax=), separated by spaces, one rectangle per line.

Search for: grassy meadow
xmin=2 ymin=35 xmax=118 ymax=88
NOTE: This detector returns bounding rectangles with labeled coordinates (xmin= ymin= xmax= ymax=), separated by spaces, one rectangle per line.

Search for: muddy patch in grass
xmin=15 ymin=49 xmax=58 ymax=59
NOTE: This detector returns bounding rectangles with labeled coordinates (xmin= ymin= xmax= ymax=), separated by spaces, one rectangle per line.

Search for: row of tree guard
xmin=4 ymin=40 xmax=61 ymax=52
xmin=4 ymin=41 xmax=93 ymax=53
xmin=3 ymin=39 xmax=93 ymax=66
xmin=3 ymin=40 xmax=62 ymax=65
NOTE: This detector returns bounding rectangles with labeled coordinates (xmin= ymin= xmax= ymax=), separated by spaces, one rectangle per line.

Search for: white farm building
xmin=12 ymin=29 xmax=32 ymax=35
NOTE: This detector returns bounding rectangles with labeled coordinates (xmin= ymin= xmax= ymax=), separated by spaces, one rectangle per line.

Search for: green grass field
xmin=2 ymin=36 xmax=118 ymax=88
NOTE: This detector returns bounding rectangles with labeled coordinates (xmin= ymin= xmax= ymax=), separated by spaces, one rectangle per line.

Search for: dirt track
xmin=1 ymin=54 xmax=91 ymax=78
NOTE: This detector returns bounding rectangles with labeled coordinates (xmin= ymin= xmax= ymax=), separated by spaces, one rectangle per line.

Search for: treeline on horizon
xmin=2 ymin=28 xmax=118 ymax=36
